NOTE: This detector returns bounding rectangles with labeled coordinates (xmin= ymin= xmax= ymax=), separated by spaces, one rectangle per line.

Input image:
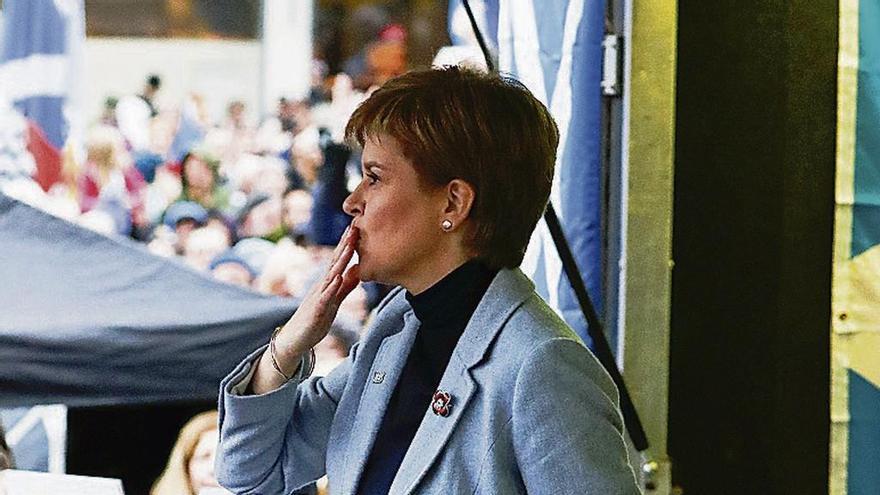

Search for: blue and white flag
xmin=449 ymin=0 xmax=606 ymax=348
xmin=0 ymin=0 xmax=85 ymax=151
xmin=167 ymin=96 xmax=207 ymax=163
xmin=448 ymin=0 xmax=498 ymax=51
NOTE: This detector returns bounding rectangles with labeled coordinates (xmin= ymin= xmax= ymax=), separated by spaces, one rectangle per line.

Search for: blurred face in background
xmin=291 ymin=130 xmax=322 ymax=186
xmin=206 ymin=217 xmax=234 ymax=246
xmin=241 ymin=197 xmax=283 ymax=238
xmin=250 ymin=164 xmax=288 ymax=198
xmin=283 ymin=189 xmax=313 ymax=229
xmin=227 ymin=101 xmax=246 ymax=127
xmin=184 ymin=227 xmax=229 ymax=271
xmin=184 ymin=155 xmax=214 ymax=191
xmin=211 ymin=262 xmax=254 ymax=289
xmin=174 ymin=218 xmax=199 ymax=253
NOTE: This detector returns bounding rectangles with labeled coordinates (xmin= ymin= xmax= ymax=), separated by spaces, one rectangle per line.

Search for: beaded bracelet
xmin=270 ymin=326 xmax=315 ymax=382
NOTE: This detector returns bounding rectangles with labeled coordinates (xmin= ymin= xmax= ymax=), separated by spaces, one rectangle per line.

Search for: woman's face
xmin=184 ymin=157 xmax=214 ymax=190
xmin=343 ymin=135 xmax=448 ymax=288
xmin=188 ymin=429 xmax=220 ymax=493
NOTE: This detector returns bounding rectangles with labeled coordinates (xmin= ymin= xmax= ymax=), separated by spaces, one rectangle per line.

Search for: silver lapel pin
xmin=372 ymin=371 xmax=386 ymax=384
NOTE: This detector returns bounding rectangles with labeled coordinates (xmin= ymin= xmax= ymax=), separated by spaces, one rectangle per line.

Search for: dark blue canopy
xmin=0 ymin=192 xmax=295 ymax=407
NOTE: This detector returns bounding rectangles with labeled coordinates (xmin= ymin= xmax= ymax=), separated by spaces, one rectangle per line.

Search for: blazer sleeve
xmin=215 ymin=341 xmax=359 ymax=494
xmin=512 ymin=338 xmax=642 ymax=494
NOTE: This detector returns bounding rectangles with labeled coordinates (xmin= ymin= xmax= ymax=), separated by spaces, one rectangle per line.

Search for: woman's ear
xmin=444 ymin=179 xmax=476 ymax=224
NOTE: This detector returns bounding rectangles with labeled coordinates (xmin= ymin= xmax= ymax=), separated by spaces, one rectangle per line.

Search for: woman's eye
xmin=366 ymin=173 xmax=379 ymax=185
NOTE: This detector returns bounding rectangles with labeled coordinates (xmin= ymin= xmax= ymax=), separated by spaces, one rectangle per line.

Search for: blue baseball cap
xmin=163 ymin=201 xmax=209 ymax=228
xmin=209 ymin=250 xmax=258 ymax=278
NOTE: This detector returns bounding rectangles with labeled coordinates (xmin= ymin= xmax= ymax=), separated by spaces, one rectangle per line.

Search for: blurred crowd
xmin=0 ymin=65 xmax=397 ymax=377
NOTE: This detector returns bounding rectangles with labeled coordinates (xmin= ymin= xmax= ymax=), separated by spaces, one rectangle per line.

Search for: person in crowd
xmin=206 ymin=210 xmax=238 ymax=247
xmin=215 ymin=67 xmax=639 ymax=494
xmin=364 ymin=23 xmax=408 ymax=87
xmin=289 ymin=126 xmax=323 ymax=188
xmin=77 ymin=125 xmax=148 ymax=234
xmin=341 ymin=5 xmax=390 ymax=90
xmin=254 ymin=238 xmax=312 ymax=296
xmin=307 ymin=133 xmax=352 ymax=247
xmin=152 ymin=410 xmax=319 ymax=495
xmin=162 ymin=200 xmax=209 ymax=255
xmin=225 ymin=101 xmax=248 ymax=131
xmin=133 ymin=152 xmax=164 ymax=185
xmin=248 ymin=159 xmax=289 ymax=200
xmin=184 ymin=226 xmax=231 ymax=271
xmin=307 ymin=60 xmax=332 ymax=106
xmin=100 ymin=96 xmax=119 ymax=127
xmin=145 ymin=162 xmax=183 ymax=226
xmin=255 ymin=97 xmax=300 ymax=156
xmin=116 ymin=74 xmax=161 ymax=153
xmin=151 ymin=411 xmax=227 ymax=495
xmin=179 ymin=151 xmax=230 ymax=212
xmin=282 ymin=187 xmax=314 ymax=243
xmin=231 ymin=237 xmax=276 ymax=276
xmin=129 ymin=152 xmax=166 ymax=239
xmin=209 ymin=251 xmax=258 ymax=289
xmin=236 ymin=193 xmax=286 ymax=242
xmin=204 ymin=100 xmax=256 ymax=170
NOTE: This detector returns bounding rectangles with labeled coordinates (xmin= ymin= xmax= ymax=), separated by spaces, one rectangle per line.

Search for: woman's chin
xmin=354 ymin=260 xmax=387 ymax=285
xmin=357 ymin=265 xmax=377 ymax=283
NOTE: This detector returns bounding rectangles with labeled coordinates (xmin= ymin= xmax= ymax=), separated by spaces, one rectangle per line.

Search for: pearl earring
xmin=441 ymin=219 xmax=453 ymax=231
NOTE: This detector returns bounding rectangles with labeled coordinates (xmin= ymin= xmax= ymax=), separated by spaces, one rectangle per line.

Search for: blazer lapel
xmin=387 ymin=352 xmax=475 ymax=495
xmin=387 ymin=268 xmax=535 ymax=494
xmin=341 ymin=310 xmax=420 ymax=495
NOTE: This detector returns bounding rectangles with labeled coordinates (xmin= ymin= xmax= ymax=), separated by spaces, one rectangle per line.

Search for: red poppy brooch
xmin=431 ymin=390 xmax=453 ymax=417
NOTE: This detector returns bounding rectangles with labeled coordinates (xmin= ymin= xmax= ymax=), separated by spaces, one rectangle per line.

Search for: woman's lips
xmin=352 ymin=231 xmax=362 ymax=254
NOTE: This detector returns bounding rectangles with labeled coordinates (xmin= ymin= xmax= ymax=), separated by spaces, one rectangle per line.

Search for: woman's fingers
xmin=336 ymin=264 xmax=361 ymax=302
xmin=328 ymin=225 xmax=353 ymax=266
xmin=323 ymin=241 xmax=355 ymax=290
xmin=321 ymin=228 xmax=357 ymax=291
xmin=320 ymin=274 xmax=343 ymax=305
xmin=295 ymin=227 xmax=359 ymax=341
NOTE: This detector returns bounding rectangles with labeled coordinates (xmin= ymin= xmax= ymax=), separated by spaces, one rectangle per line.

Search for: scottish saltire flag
xmin=0 ymin=406 xmax=67 ymax=473
xmin=448 ymin=0 xmax=605 ymax=347
xmin=0 ymin=0 xmax=85 ymax=153
xmin=830 ymin=0 xmax=880 ymax=493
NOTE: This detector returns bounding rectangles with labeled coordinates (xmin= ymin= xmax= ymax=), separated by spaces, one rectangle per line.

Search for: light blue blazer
xmin=216 ymin=268 xmax=641 ymax=494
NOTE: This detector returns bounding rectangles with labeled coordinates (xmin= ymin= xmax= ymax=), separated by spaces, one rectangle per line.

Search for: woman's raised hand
xmin=252 ymin=227 xmax=360 ymax=392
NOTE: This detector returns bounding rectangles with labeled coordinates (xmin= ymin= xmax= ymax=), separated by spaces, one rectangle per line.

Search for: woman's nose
xmin=343 ymin=185 xmax=363 ymax=217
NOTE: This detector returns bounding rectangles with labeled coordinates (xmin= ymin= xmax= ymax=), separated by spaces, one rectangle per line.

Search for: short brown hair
xmin=345 ymin=66 xmax=559 ymax=269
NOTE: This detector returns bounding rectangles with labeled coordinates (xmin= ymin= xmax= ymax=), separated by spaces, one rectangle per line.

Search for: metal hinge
xmin=602 ymin=34 xmax=623 ymax=96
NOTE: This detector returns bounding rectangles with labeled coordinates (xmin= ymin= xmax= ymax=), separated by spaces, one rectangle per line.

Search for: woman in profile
xmin=216 ymin=66 xmax=640 ymax=494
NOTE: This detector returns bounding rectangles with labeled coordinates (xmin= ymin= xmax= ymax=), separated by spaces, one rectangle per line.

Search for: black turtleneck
xmin=355 ymin=259 xmax=497 ymax=494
